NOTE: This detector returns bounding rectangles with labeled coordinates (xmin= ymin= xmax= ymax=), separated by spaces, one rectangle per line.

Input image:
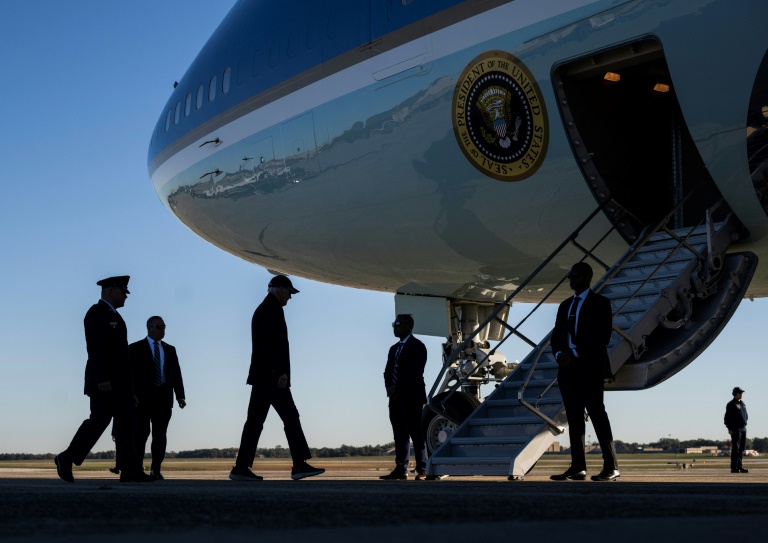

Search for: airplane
xmin=148 ymin=0 xmax=768 ymax=478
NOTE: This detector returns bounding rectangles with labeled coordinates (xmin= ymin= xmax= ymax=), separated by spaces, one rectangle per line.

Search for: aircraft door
xmin=554 ymin=39 xmax=723 ymax=242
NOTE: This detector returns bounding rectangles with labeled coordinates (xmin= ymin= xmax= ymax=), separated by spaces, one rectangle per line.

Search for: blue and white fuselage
xmin=148 ymin=0 xmax=768 ymax=303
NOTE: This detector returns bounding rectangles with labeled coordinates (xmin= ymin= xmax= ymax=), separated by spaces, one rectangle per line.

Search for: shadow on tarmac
xmin=2 ymin=471 xmax=767 ymax=542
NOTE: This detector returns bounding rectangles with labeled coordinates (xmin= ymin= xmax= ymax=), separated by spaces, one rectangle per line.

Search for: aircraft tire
xmin=422 ymin=391 xmax=481 ymax=456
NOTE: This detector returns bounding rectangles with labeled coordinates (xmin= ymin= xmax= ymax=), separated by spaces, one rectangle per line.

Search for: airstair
xmin=426 ymin=200 xmax=757 ymax=479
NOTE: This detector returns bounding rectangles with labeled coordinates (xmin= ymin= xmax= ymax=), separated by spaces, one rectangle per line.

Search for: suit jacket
xmin=247 ymin=293 xmax=290 ymax=387
xmin=552 ymin=290 xmax=613 ymax=379
xmin=83 ymin=299 xmax=132 ymax=397
xmin=383 ymin=335 xmax=427 ymax=403
xmin=129 ymin=338 xmax=185 ymax=408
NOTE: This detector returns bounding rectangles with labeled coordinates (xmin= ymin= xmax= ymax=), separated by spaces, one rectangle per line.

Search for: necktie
xmin=392 ymin=343 xmax=404 ymax=387
xmin=568 ymin=296 xmax=581 ymax=340
xmin=153 ymin=341 xmax=162 ymax=385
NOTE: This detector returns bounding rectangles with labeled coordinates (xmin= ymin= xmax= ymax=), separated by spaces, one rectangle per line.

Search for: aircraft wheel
xmin=422 ymin=392 xmax=481 ymax=455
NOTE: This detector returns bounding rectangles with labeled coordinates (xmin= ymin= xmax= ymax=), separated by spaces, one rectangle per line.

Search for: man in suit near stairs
xmin=380 ymin=314 xmax=429 ymax=481
xmin=550 ymin=262 xmax=620 ymax=482
xmin=130 ymin=316 xmax=186 ymax=479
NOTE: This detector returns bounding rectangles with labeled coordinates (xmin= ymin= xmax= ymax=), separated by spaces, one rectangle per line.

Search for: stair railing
xmin=426 ymin=199 xmax=618 ymax=422
xmin=522 ymin=195 xmax=733 ymax=433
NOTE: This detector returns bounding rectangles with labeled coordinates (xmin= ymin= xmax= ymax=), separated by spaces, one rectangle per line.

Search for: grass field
xmin=2 ymin=453 xmax=765 ymax=473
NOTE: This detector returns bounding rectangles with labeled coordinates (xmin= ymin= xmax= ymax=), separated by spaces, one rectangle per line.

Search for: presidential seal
xmin=452 ymin=51 xmax=548 ymax=181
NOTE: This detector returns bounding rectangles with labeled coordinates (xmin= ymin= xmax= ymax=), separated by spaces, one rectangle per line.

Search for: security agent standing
xmin=380 ymin=314 xmax=428 ymax=481
xmin=129 ymin=316 xmax=186 ymax=480
xmin=724 ymin=386 xmax=749 ymax=473
xmin=550 ymin=262 xmax=620 ymax=482
xmin=230 ymin=275 xmax=325 ymax=481
xmin=55 ymin=276 xmax=154 ymax=483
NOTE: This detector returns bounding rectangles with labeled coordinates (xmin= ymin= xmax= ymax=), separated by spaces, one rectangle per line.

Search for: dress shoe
xmin=229 ymin=466 xmax=263 ymax=481
xmin=379 ymin=469 xmax=408 ymax=480
xmin=731 ymin=468 xmax=749 ymax=473
xmin=54 ymin=453 xmax=74 ymax=483
xmin=591 ymin=469 xmax=620 ymax=481
xmin=415 ymin=470 xmax=427 ymax=481
xmin=109 ymin=467 xmax=120 ymax=475
xmin=291 ymin=462 xmax=325 ymax=480
xmin=150 ymin=470 xmax=164 ymax=480
xmin=550 ymin=469 xmax=587 ymax=481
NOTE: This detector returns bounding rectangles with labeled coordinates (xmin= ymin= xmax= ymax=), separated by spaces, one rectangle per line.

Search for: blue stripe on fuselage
xmin=148 ymin=0 xmax=468 ymax=166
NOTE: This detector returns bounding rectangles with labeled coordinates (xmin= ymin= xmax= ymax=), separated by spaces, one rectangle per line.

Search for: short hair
xmin=570 ymin=262 xmax=593 ymax=280
xmin=395 ymin=314 xmax=414 ymax=328
xmin=146 ymin=315 xmax=163 ymax=328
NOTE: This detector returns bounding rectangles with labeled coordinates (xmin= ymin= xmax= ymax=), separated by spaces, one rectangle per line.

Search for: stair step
xmin=618 ymin=252 xmax=698 ymax=271
xmin=429 ymin=456 xmax=511 ymax=465
xmin=451 ymin=436 xmax=529 ymax=445
xmin=468 ymin=416 xmax=545 ymax=426
xmin=502 ymin=378 xmax=556 ymax=389
xmin=485 ymin=397 xmax=562 ymax=408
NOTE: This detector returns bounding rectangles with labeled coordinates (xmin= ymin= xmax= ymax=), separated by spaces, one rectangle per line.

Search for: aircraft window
xmin=165 ymin=108 xmax=172 ymax=132
xmin=209 ymin=75 xmax=217 ymax=102
xmin=196 ymin=84 xmax=204 ymax=109
xmin=185 ymin=92 xmax=192 ymax=117
xmin=174 ymin=101 xmax=181 ymax=125
xmin=222 ymin=67 xmax=231 ymax=94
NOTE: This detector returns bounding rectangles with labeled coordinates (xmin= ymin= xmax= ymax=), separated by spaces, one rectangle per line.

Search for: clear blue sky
xmin=1 ymin=1 xmax=765 ymax=456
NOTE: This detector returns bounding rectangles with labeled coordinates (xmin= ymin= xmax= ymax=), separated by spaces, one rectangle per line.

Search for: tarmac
xmin=2 ymin=466 xmax=767 ymax=542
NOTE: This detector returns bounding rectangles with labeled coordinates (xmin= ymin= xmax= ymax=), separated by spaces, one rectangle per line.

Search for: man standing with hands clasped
xmin=230 ymin=275 xmax=324 ymax=481
xmin=380 ymin=314 xmax=428 ymax=481
xmin=724 ymin=386 xmax=749 ymax=473
xmin=550 ymin=262 xmax=619 ymax=482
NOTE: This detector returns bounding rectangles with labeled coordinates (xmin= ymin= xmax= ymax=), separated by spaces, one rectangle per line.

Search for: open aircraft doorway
xmin=554 ymin=38 xmax=723 ymax=242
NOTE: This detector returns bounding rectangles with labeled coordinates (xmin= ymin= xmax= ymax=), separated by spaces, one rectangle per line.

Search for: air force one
xmin=148 ymin=0 xmax=768 ymax=477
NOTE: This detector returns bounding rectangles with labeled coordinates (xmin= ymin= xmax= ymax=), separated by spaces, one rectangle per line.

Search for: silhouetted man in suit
xmin=55 ymin=276 xmax=154 ymax=483
xmin=130 ymin=316 xmax=186 ymax=479
xmin=550 ymin=262 xmax=619 ymax=482
xmin=230 ymin=275 xmax=325 ymax=481
xmin=381 ymin=314 xmax=429 ymax=480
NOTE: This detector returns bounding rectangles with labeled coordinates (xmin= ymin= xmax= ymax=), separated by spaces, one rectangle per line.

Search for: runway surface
xmin=3 ymin=466 xmax=767 ymax=542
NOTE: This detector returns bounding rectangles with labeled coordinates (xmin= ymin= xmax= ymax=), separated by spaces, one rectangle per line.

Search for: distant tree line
xmin=0 ymin=443 xmax=396 ymax=461
xmin=3 ymin=438 xmax=767 ymax=461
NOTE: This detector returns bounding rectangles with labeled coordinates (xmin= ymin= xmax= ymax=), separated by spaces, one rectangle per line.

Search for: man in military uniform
xmin=724 ymin=386 xmax=749 ymax=474
xmin=55 ymin=276 xmax=154 ymax=483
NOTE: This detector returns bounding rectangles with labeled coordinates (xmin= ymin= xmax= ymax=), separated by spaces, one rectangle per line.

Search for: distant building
xmin=682 ymin=447 xmax=719 ymax=455
xmin=544 ymin=442 xmax=562 ymax=453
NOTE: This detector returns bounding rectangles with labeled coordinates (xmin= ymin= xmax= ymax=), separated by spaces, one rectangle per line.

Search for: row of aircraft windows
xmin=159 ymin=13 xmax=343 ymax=138
xmin=164 ymin=66 xmax=232 ymax=132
